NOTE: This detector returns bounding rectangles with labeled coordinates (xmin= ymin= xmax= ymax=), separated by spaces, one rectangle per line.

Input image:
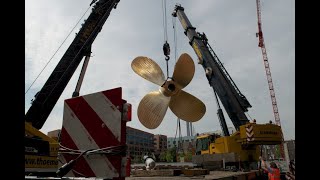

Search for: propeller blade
xmin=131 ymin=56 xmax=165 ymax=86
xmin=172 ymin=53 xmax=195 ymax=89
xmin=169 ymin=90 xmax=206 ymax=122
xmin=137 ymin=90 xmax=171 ymax=129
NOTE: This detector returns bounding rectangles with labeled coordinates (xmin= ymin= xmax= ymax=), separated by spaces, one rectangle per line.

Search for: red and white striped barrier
xmin=59 ymin=87 xmax=131 ymax=179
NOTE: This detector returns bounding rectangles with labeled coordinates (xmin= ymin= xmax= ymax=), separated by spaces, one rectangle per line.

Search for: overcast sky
xmin=25 ymin=0 xmax=295 ymax=140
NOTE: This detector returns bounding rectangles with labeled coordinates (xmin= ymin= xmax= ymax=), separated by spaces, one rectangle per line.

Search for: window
xmin=195 ymin=137 xmax=210 ymax=153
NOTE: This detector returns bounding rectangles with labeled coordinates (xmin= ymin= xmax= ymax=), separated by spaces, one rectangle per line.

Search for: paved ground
xmin=26 ymin=170 xmax=262 ymax=180
xmin=127 ymin=170 xmax=259 ymax=180
xmin=126 ymin=177 xmax=204 ymax=180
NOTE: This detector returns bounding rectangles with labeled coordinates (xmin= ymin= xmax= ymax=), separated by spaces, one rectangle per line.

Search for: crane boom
xmin=256 ymin=0 xmax=284 ymax=159
xmin=25 ymin=0 xmax=120 ymax=129
xmin=256 ymin=0 xmax=281 ymax=126
xmin=173 ymin=5 xmax=251 ymax=131
xmin=173 ymin=4 xmax=284 ymax=168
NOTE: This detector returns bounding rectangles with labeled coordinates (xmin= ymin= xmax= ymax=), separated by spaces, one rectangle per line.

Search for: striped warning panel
xmin=59 ymin=87 xmax=129 ymax=179
xmin=246 ymin=124 xmax=255 ymax=141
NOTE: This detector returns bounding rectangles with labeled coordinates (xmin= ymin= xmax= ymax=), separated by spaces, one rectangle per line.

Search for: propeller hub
xmin=160 ymin=80 xmax=180 ymax=97
xmin=168 ymin=83 xmax=175 ymax=92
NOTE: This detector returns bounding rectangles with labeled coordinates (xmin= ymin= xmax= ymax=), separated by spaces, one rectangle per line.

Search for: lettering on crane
xmin=79 ymin=21 xmax=96 ymax=43
xmin=25 ymin=156 xmax=59 ymax=168
xmin=259 ymin=131 xmax=278 ymax=135
xmin=25 ymin=146 xmax=38 ymax=153
xmin=192 ymin=42 xmax=203 ymax=61
xmin=181 ymin=19 xmax=187 ymax=29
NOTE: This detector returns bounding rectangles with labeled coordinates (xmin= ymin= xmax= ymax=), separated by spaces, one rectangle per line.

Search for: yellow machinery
xmin=195 ymin=123 xmax=282 ymax=163
xmin=172 ymin=5 xmax=283 ymax=169
xmin=25 ymin=122 xmax=60 ymax=176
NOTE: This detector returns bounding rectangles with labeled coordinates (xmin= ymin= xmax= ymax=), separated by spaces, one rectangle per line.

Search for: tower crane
xmin=256 ymin=0 xmax=284 ymax=158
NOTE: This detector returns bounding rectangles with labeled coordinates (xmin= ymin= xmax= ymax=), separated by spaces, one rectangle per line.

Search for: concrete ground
xmin=127 ymin=170 xmax=260 ymax=180
xmin=126 ymin=177 xmax=204 ymax=180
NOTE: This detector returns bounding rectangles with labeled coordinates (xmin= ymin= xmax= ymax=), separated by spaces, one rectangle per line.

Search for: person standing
xmin=259 ymin=156 xmax=281 ymax=180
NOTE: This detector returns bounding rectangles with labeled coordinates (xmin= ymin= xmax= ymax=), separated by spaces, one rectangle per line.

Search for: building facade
xmin=154 ymin=134 xmax=167 ymax=161
xmin=167 ymin=136 xmax=196 ymax=151
xmin=262 ymin=141 xmax=295 ymax=161
xmin=47 ymin=129 xmax=61 ymax=141
xmin=154 ymin=134 xmax=167 ymax=154
xmin=284 ymin=140 xmax=295 ymax=161
xmin=208 ymin=127 xmax=237 ymax=136
xmin=126 ymin=126 xmax=155 ymax=163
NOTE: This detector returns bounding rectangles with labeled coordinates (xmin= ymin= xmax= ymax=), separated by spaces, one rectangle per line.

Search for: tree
xmin=275 ymin=145 xmax=281 ymax=159
xmin=185 ymin=151 xmax=193 ymax=162
xmin=159 ymin=151 xmax=166 ymax=162
xmin=171 ymin=146 xmax=177 ymax=162
xmin=165 ymin=150 xmax=173 ymax=162
xmin=163 ymin=147 xmax=178 ymax=162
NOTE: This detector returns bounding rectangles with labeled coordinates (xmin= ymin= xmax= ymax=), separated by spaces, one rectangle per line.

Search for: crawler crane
xmin=172 ymin=5 xmax=283 ymax=169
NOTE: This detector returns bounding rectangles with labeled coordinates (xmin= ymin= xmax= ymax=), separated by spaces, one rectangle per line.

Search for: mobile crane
xmin=172 ymin=5 xmax=283 ymax=169
xmin=25 ymin=0 xmax=123 ymax=176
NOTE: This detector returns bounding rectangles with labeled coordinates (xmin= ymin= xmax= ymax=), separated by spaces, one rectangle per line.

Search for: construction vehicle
xmin=25 ymin=0 xmax=132 ymax=178
xmin=172 ymin=5 xmax=283 ymax=170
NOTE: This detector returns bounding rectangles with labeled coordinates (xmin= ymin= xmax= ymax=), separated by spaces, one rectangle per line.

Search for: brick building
xmin=167 ymin=136 xmax=196 ymax=152
xmin=154 ymin=134 xmax=167 ymax=161
xmin=126 ymin=126 xmax=155 ymax=163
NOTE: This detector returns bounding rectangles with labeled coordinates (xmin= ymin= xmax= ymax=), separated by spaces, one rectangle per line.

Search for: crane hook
xmin=163 ymin=41 xmax=170 ymax=61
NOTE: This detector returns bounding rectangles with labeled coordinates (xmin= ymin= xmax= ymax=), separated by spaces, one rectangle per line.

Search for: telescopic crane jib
xmin=25 ymin=0 xmax=122 ymax=176
xmin=25 ymin=0 xmax=120 ymax=130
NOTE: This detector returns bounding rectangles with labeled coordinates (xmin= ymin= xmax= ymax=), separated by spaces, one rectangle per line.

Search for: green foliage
xmin=159 ymin=151 xmax=166 ymax=162
xmin=179 ymin=153 xmax=185 ymax=158
xmin=164 ymin=146 xmax=178 ymax=162
xmin=185 ymin=151 xmax=193 ymax=161
xmin=275 ymin=145 xmax=281 ymax=159
xmin=166 ymin=150 xmax=173 ymax=162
